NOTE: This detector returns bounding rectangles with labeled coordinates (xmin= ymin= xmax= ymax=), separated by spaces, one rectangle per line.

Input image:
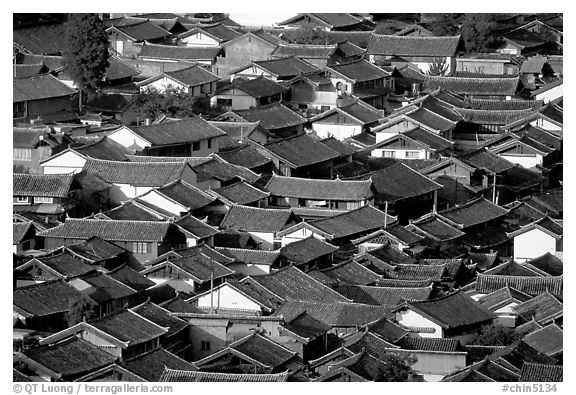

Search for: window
xmin=14 ymin=148 xmax=32 ymax=162
xmin=192 ymin=141 xmax=201 ymax=151
xmin=383 ymin=151 xmax=395 ymax=158
xmin=132 ymin=242 xmax=148 ymax=254
xmin=201 ymin=341 xmax=211 ymax=351
xmin=405 ymin=151 xmax=420 ymax=159
xmin=320 ymin=106 xmax=330 ymax=112
xmin=207 ymin=138 xmax=212 ymax=149
xmin=15 ymin=196 xmax=29 ymax=204
xmin=217 ymin=98 xmax=232 ymax=107
xmin=34 ymin=197 xmax=53 ymax=204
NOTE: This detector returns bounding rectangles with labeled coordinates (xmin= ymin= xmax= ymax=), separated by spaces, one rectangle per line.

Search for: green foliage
xmin=67 ymin=295 xmax=98 ymax=326
xmin=472 ymin=324 xmax=521 ymax=346
xmin=373 ymin=352 xmax=418 ymax=382
xmin=282 ymin=27 xmax=331 ymax=45
xmin=427 ymin=57 xmax=449 ymax=76
xmin=64 ymin=14 xmax=110 ymax=99
xmin=460 ymin=14 xmax=499 ymax=53
xmin=136 ymin=87 xmax=225 ymax=120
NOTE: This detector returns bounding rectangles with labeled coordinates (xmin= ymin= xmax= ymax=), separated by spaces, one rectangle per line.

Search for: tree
xmin=460 ymin=14 xmax=499 ymax=53
xmin=136 ymin=87 xmax=225 ymax=120
xmin=427 ymin=57 xmax=449 ymax=76
xmin=64 ymin=14 xmax=110 ymax=107
xmin=282 ymin=27 xmax=331 ymax=45
xmin=372 ymin=352 xmax=418 ymax=382
xmin=67 ymin=295 xmax=98 ymax=326
xmin=427 ymin=14 xmax=464 ymax=36
xmin=472 ymin=324 xmax=521 ymax=346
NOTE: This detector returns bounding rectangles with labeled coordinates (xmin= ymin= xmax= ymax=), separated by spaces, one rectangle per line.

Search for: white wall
xmin=196 ymin=284 xmax=263 ymax=312
xmin=41 ymin=151 xmax=87 ymax=174
xmin=248 ymin=231 xmax=275 ymax=250
xmin=328 ymin=77 xmax=353 ymax=94
xmin=181 ymin=33 xmax=220 ymax=47
xmin=140 ymin=77 xmax=189 ymax=94
xmin=107 ymin=126 xmax=150 ymax=151
xmin=534 ymin=84 xmax=563 ymax=104
xmin=139 ymin=190 xmax=188 ymax=216
xmin=395 ymin=309 xmax=443 ymax=338
xmin=227 ymin=263 xmax=271 ymax=276
xmin=210 ymin=92 xmax=257 ymax=110
xmin=530 ymin=118 xmax=562 ymax=132
xmin=280 ymin=227 xmax=326 ymax=247
xmin=513 ymin=229 xmax=557 ymax=263
xmin=500 ymin=154 xmax=542 ymax=169
xmin=371 ymin=147 xmax=428 ymax=159
xmin=312 ymin=123 xmax=361 ymax=141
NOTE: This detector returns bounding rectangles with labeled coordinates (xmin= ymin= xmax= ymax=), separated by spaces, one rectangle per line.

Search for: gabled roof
xmin=408 ymin=213 xmax=465 ymax=242
xmin=13 ymin=280 xmax=84 ymax=318
xmin=215 ymin=145 xmax=271 ymax=169
xmin=121 ymin=348 xmax=195 ymax=381
xmin=230 ymin=333 xmax=297 ymax=369
xmin=278 ymin=13 xmax=366 ymax=29
xmin=250 ymin=266 xmax=350 ymax=303
xmin=159 ymin=368 xmax=289 ymax=382
xmin=261 ymin=133 xmax=341 ymax=168
xmin=311 ymin=100 xmax=383 ymax=125
xmin=334 ymin=284 xmax=432 ymax=307
xmin=458 ymin=148 xmax=515 ymax=174
xmin=138 ymin=64 xmax=220 ymax=88
xmin=513 ymin=291 xmax=563 ymax=325
xmin=507 ymin=216 xmax=563 ymax=239
xmin=37 ymin=218 xmax=177 ymax=243
xmin=13 ymin=23 xmax=67 ymax=55
xmin=222 ymin=76 xmax=287 ymax=98
xmin=193 ymin=155 xmax=260 ymax=184
xmin=310 ymin=260 xmax=381 ymax=286
xmin=139 ymin=43 xmax=221 ymax=61
xmin=323 ymin=31 xmax=374 ymax=48
xmin=69 ymin=273 xmax=137 ymax=304
xmin=179 ymin=23 xmax=241 ymax=42
xmin=264 ymin=174 xmax=372 ymax=201
xmin=475 ymin=274 xmax=563 ymax=297
xmin=83 ymin=158 xmax=191 ymax=187
xmin=20 ymin=337 xmax=116 ymax=380
xmin=13 ymin=173 xmax=74 ymax=198
xmin=327 ymin=59 xmax=391 ymax=82
xmin=524 ymin=253 xmax=563 ymax=277
xmin=108 ymin=265 xmax=155 ymax=292
xmin=128 ymin=117 xmax=225 ymax=147
xmin=441 ymin=358 xmax=520 ymax=382
xmin=220 ymin=205 xmax=298 ymax=233
xmin=106 ymin=19 xmax=171 ymax=41
xmin=13 ymin=221 xmax=35 ymax=245
xmin=283 ymin=311 xmax=331 ymax=340
xmin=272 ymin=43 xmax=338 ymax=59
xmin=233 ymin=57 xmax=318 ymax=79
xmin=99 ymin=199 xmax=170 ymax=221
xmin=87 ymin=308 xmax=168 ymax=345
xmin=214 ymin=247 xmax=280 ymax=266
xmin=386 ymin=263 xmax=450 ymax=282
xmin=522 ymin=324 xmax=563 ymax=357
xmin=13 ymin=73 xmax=76 ymax=102
xmin=343 ymin=331 xmax=399 ymax=360
xmin=236 ymin=102 xmax=306 ymax=130
xmin=18 ymin=251 xmax=95 ymax=279
xmin=398 ymin=291 xmax=495 ymax=329
xmin=175 ymin=215 xmax=219 ymax=240
xmin=423 ymin=76 xmax=519 ymax=96
xmin=367 ymin=33 xmax=463 ymax=56
xmin=72 ymin=137 xmax=133 ymax=161
xmin=437 ymin=197 xmax=509 ymax=229
xmin=396 ymin=336 xmax=461 ymax=352
xmin=221 ymin=29 xmax=282 ymax=48
xmin=143 ymin=254 xmax=234 ymax=284
xmin=520 ymin=362 xmax=563 ymax=382
xmin=478 ymin=286 xmax=533 ymax=311
xmin=488 ymin=340 xmax=558 ymax=370
xmin=279 ymin=236 xmax=338 ymax=265
xmin=131 ymin=302 xmax=188 ymax=337
xmin=66 ymin=236 xmax=128 ymax=264
xmin=354 ymin=162 xmax=442 ymax=203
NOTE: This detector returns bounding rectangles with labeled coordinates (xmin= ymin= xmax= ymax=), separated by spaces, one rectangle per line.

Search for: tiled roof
xmin=323 ymin=31 xmax=373 ymax=48
xmin=37 ymin=218 xmax=175 ymax=242
xmin=403 ymin=291 xmax=495 ymax=329
xmin=83 ymin=158 xmax=189 ymax=187
xmin=363 ymin=317 xmax=409 ymax=343
xmin=161 ymin=296 xmax=207 ymax=314
xmin=522 ymin=324 xmax=563 ymax=358
xmin=508 ymin=217 xmax=563 ymax=239
xmin=376 ymin=278 xmax=433 ymax=288
xmin=139 ymin=43 xmax=221 ymax=61
xmin=367 ymin=33 xmax=463 ymax=57
xmin=396 ymin=336 xmax=460 ymax=352
xmin=155 ymin=179 xmax=216 ymax=210
xmin=422 ymin=76 xmax=519 ymax=96
xmin=175 ymin=215 xmax=219 ymax=239
xmin=121 ymin=348 xmax=195 ymax=381
xmin=25 ymin=251 xmax=95 ymax=279
xmin=334 ymin=284 xmax=432 ymax=307
xmin=272 ymin=43 xmax=337 ymax=59
xmin=278 ymin=13 xmax=365 ymax=29
xmin=262 ymin=133 xmax=341 ymax=168
xmin=478 ymin=286 xmax=533 ymax=311
xmin=13 ymin=23 xmax=67 ymax=55
xmin=438 ymin=198 xmax=509 ymax=229
xmin=66 ymin=237 xmax=127 ymax=264
xmin=22 ymin=337 xmax=116 ymax=379
xmin=193 ymin=156 xmax=260 ymax=183
xmin=100 ymin=200 xmax=168 ymax=221
xmin=231 ymin=333 xmax=296 ymax=368
xmin=408 ymin=214 xmax=465 ymax=241
xmin=13 ymin=280 xmax=84 ymax=318
xmin=311 ymin=261 xmax=381 ymax=286
xmin=73 ymin=137 xmax=133 ymax=161
xmin=159 ymin=368 xmax=289 ymax=382
xmin=520 ymin=363 xmax=562 ymax=382
xmin=458 ymin=149 xmax=515 ymax=174
xmin=355 ymin=162 xmax=442 ymax=203
xmin=456 ymin=108 xmax=536 ymax=126
xmin=70 ymin=273 xmax=136 ymax=304
xmin=327 ymin=59 xmax=390 ymax=82
xmin=216 ymin=145 xmax=271 ymax=169
xmin=441 ymin=359 xmax=520 ymax=382
xmin=13 ymin=74 xmax=76 ymax=102
xmin=275 ymin=300 xmax=392 ymax=327
xmin=13 ymin=221 xmax=34 ymax=245
xmin=488 ymin=340 xmax=558 ymax=370
xmin=475 ymin=274 xmax=563 ymax=297
xmin=237 ymin=102 xmax=306 ymax=130
xmin=108 ymin=265 xmax=155 ymax=292
xmin=320 ymin=137 xmax=360 ymax=156
xmin=513 ymin=292 xmax=563 ymax=325
xmin=131 ymin=302 xmax=188 ymax=337
xmin=220 ymin=205 xmax=298 ymax=233
xmin=148 ymin=254 xmax=234 ymax=283
xmin=264 ymin=174 xmax=372 ymax=201
xmin=13 ymin=63 xmax=46 ymax=78
xmin=234 ymin=278 xmax=285 ymax=310
xmin=251 ymin=266 xmax=350 ymax=303
xmin=344 ymin=331 xmax=399 ymax=360
xmin=240 ymin=57 xmax=318 ymax=79
xmin=284 ymin=311 xmax=331 ymax=339
xmin=89 ymin=308 xmax=167 ymax=344
xmin=402 ymin=126 xmax=454 ymax=151
xmin=107 ymin=19 xmax=171 ymax=41
xmin=144 ymin=64 xmax=220 ymax=87
xmin=215 ymin=247 xmax=280 ymax=266
xmin=209 ymin=180 xmax=267 ymax=207
xmin=226 ymin=76 xmax=287 ymax=98
xmin=466 ymin=98 xmax=543 ymax=111
xmin=404 ymin=107 xmax=457 ymax=132
xmin=105 ymin=55 xmax=141 ymax=80
xmin=386 ymin=264 xmax=449 ymax=282
xmin=279 ymin=236 xmax=338 ymax=265
xmin=180 ymin=23 xmax=241 ymax=42
xmin=130 ymin=117 xmax=225 ymax=146
xmin=524 ymin=253 xmax=563 ymax=277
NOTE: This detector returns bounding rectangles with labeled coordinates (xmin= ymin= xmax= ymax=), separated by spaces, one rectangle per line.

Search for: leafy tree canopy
xmin=472 ymin=324 xmax=521 ymax=347
xmin=136 ymin=87 xmax=225 ymax=120
xmin=64 ymin=13 xmax=110 ymax=98
xmin=282 ymin=27 xmax=331 ymax=45
xmin=373 ymin=352 xmax=418 ymax=382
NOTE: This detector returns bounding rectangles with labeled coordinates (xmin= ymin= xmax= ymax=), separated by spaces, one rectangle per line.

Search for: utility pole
xmin=209 ymin=270 xmax=214 ymax=314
